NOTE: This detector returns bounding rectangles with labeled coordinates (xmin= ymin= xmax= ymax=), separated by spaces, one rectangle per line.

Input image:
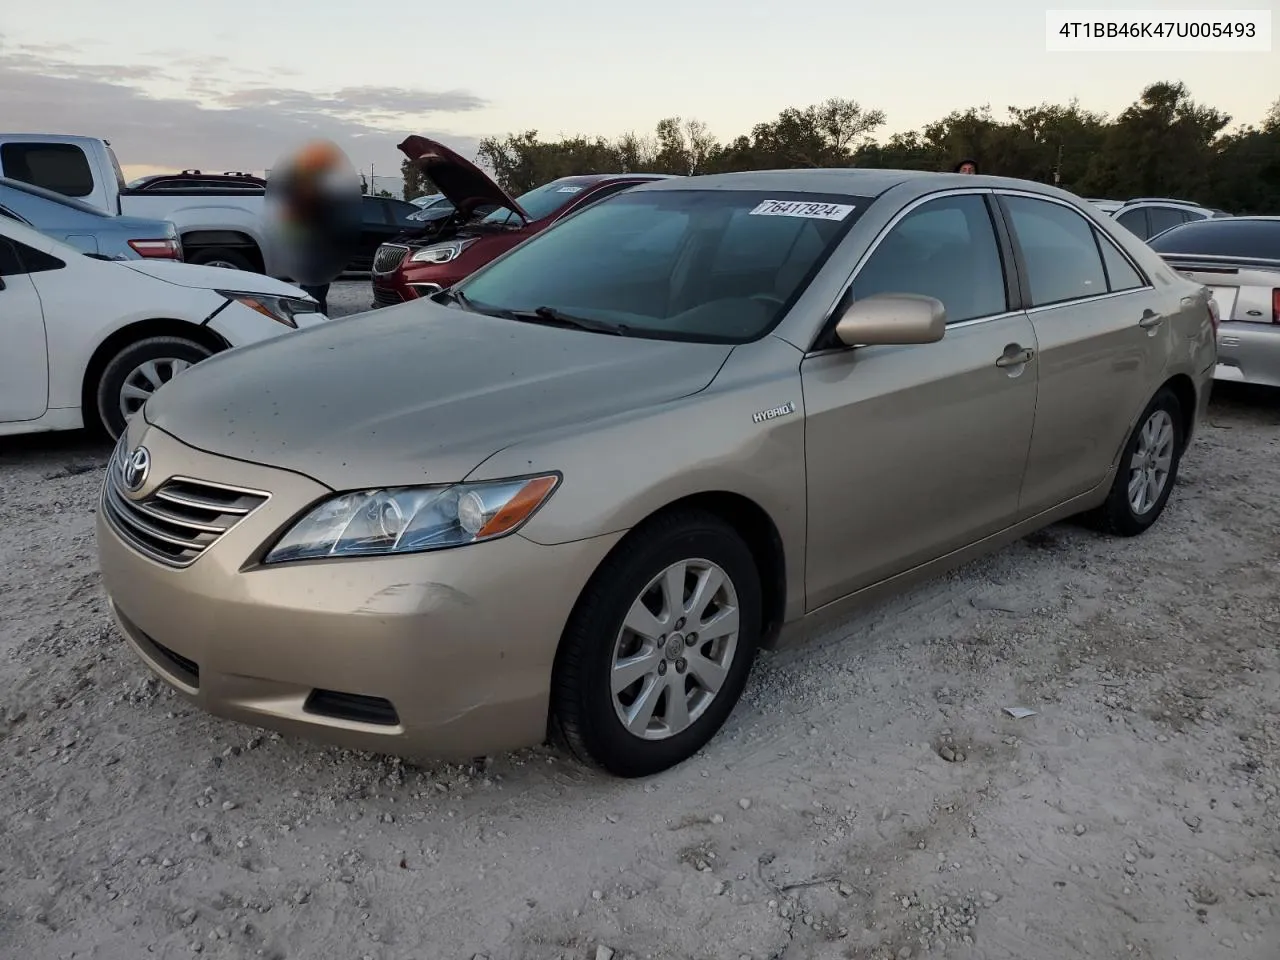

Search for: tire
xmin=552 ymin=509 xmax=763 ymax=778
xmin=96 ymin=336 xmax=212 ymax=440
xmin=187 ymin=247 xmax=252 ymax=271
xmin=1090 ymin=387 xmax=1185 ymax=537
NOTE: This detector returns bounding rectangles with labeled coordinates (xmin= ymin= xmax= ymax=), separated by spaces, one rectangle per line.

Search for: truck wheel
xmin=188 ymin=247 xmax=252 ymax=271
xmin=96 ymin=336 xmax=212 ymax=440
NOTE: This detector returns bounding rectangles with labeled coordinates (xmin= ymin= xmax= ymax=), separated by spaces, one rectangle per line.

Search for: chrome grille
xmin=371 ymin=244 xmax=409 ymax=275
xmin=102 ymin=440 xmax=270 ymax=568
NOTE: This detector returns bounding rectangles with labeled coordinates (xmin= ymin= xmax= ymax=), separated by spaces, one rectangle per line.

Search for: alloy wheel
xmin=610 ymin=558 xmax=741 ymax=741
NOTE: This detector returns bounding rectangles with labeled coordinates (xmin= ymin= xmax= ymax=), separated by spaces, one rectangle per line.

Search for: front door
xmin=802 ymin=192 xmax=1038 ymax=610
xmin=0 ymin=234 xmax=50 ymax=423
xmin=997 ymin=194 xmax=1165 ymax=517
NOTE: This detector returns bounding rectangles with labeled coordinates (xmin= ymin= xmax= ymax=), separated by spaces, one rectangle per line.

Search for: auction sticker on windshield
xmin=557 ymin=186 xmax=584 ymax=193
xmin=749 ymin=199 xmax=856 ymax=220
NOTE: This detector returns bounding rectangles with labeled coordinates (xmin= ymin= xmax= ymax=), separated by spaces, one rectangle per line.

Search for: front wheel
xmin=1091 ymin=387 xmax=1185 ymax=537
xmin=95 ymin=336 xmax=212 ymax=440
xmin=552 ymin=510 xmax=763 ymax=778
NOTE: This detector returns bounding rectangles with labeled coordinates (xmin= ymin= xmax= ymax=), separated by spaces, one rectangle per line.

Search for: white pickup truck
xmin=0 ymin=133 xmax=279 ymax=274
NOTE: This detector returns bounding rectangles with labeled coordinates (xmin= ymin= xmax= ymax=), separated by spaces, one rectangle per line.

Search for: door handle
xmin=995 ymin=347 xmax=1034 ymax=368
xmin=1138 ymin=309 xmax=1164 ymax=329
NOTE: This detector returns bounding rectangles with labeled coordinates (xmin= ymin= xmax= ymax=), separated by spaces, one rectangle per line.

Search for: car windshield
xmin=454 ymin=189 xmax=869 ymax=343
xmin=1149 ymin=219 xmax=1280 ymax=261
xmin=480 ymin=179 xmax=602 ymax=225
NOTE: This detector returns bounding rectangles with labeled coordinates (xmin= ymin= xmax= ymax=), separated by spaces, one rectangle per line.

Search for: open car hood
xmin=398 ymin=136 xmax=528 ymax=221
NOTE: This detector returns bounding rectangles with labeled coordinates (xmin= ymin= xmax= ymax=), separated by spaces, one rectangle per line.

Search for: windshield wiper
xmin=433 ymin=288 xmax=487 ymax=314
xmin=513 ymin=306 xmax=630 ymax=336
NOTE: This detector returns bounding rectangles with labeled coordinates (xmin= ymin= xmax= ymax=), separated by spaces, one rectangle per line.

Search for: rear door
xmin=0 ymin=233 xmax=51 ymax=422
xmin=997 ymin=192 xmax=1166 ymax=517
xmin=801 ymin=191 xmax=1038 ymax=608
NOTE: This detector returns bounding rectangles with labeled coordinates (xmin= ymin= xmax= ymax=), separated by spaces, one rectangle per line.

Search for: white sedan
xmin=0 ymin=215 xmax=331 ymax=440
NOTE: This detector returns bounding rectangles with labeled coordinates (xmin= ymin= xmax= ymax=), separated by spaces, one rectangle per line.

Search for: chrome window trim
xmin=823 ymin=187 xmax=999 ymax=322
xmin=803 ymin=187 xmax=1161 ymax=359
xmin=996 ymin=188 xmax=1156 ymax=302
xmin=1023 ymin=286 xmax=1151 ymax=317
xmin=811 ymin=188 xmax=1013 ymax=349
xmin=801 ymin=308 xmax=1026 ymax=359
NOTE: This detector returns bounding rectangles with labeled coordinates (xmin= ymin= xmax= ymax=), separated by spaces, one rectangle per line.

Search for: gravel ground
xmin=328 ymin=279 xmax=376 ymax=318
xmin=2 ymin=364 xmax=1279 ymax=959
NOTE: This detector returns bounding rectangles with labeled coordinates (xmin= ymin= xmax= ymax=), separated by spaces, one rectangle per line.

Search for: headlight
xmin=264 ymin=474 xmax=560 ymax=563
xmin=218 ymin=291 xmax=319 ymax=328
xmin=409 ymin=239 xmax=474 ymax=265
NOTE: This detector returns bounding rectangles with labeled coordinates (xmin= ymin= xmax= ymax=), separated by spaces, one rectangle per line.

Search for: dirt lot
xmin=2 ymin=319 xmax=1279 ymax=959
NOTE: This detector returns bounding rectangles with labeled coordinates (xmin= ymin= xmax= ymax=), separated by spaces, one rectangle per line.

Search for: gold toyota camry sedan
xmin=96 ymin=161 xmax=1218 ymax=777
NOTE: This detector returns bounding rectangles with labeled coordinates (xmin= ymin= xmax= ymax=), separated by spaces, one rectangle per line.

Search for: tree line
xmin=402 ymin=82 xmax=1280 ymax=215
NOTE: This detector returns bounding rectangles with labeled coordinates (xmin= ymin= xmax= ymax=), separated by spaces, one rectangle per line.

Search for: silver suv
xmin=1111 ymin=198 xmax=1225 ymax=241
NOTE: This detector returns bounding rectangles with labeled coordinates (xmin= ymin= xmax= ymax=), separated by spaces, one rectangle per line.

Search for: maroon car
xmin=371 ymin=136 xmax=673 ymax=307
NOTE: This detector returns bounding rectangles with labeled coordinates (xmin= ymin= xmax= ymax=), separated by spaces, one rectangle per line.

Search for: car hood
xmin=143 ymin=301 xmax=733 ymax=490
xmin=398 ymin=135 xmax=528 ymax=221
xmin=118 ymin=259 xmax=311 ymax=299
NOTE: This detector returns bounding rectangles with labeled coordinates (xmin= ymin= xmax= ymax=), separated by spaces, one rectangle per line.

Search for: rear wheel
xmin=552 ymin=510 xmax=762 ymax=778
xmin=187 ymin=247 xmax=252 ymax=271
xmin=95 ymin=336 xmax=212 ymax=440
xmin=1090 ymin=387 xmax=1184 ymax=536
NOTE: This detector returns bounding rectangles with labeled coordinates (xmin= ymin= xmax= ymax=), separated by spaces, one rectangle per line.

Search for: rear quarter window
xmin=1149 ymin=220 xmax=1280 ymax=261
xmin=1 ymin=143 xmax=95 ymax=198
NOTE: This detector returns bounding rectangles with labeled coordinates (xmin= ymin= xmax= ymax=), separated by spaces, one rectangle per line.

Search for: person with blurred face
xmin=267 ymin=141 xmax=360 ymax=313
xmin=954 ymin=159 xmax=978 ymax=175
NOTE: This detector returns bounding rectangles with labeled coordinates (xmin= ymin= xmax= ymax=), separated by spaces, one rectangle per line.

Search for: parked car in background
xmin=371 ymin=136 xmax=674 ymax=307
xmin=346 ymin=194 xmax=424 ymax=272
xmin=1150 ymin=216 xmax=1280 ymax=387
xmin=0 ymin=135 xmax=279 ymax=272
xmin=0 ymin=177 xmax=181 ymax=261
xmin=0 ymin=213 xmax=329 ymax=440
xmin=1111 ymin=198 xmax=1225 ymax=241
xmin=96 ymin=169 xmax=1214 ymax=777
xmin=410 ymin=192 xmax=449 ymax=209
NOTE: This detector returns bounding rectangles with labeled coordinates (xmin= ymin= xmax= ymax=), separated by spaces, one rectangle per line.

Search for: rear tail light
xmin=128 ymin=238 xmax=182 ymax=260
xmin=1272 ymin=288 xmax=1279 ymax=325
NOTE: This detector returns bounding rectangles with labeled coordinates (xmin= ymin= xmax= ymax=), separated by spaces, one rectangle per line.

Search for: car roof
xmin=551 ymin=173 xmax=680 ymax=186
xmin=636 ymin=169 xmax=1086 ymax=204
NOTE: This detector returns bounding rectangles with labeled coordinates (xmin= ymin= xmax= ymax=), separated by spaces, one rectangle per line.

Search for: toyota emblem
xmin=121 ymin=446 xmax=151 ymax=493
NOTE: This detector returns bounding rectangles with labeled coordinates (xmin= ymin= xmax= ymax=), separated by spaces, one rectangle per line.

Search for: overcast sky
xmin=1 ymin=0 xmax=1274 ymax=180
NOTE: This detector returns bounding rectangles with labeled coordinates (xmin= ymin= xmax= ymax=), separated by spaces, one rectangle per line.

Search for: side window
xmin=0 ymin=236 xmax=63 ymax=276
xmin=1148 ymin=206 xmax=1184 ymax=238
xmin=1182 ymin=210 xmax=1208 ymax=223
xmin=852 ymin=194 xmax=1007 ymax=324
xmin=362 ymin=198 xmax=391 ymax=225
xmin=0 ymin=238 xmax=23 ymax=275
xmin=1115 ymin=208 xmax=1147 ymax=239
xmin=1003 ymin=196 xmax=1107 ymax=306
xmin=1094 ymin=230 xmax=1145 ymax=292
xmin=0 ymin=143 xmax=95 ymax=198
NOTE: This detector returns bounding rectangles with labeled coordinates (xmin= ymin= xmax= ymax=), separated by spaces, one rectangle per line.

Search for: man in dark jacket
xmin=954 ymin=158 xmax=979 ymax=174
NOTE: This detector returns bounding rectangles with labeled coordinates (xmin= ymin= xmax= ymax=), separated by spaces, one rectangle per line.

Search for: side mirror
xmin=834 ymin=293 xmax=946 ymax=347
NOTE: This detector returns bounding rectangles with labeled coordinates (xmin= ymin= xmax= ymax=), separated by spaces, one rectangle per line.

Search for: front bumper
xmin=371 ymin=263 xmax=461 ymax=308
xmin=95 ymin=423 xmax=622 ymax=759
